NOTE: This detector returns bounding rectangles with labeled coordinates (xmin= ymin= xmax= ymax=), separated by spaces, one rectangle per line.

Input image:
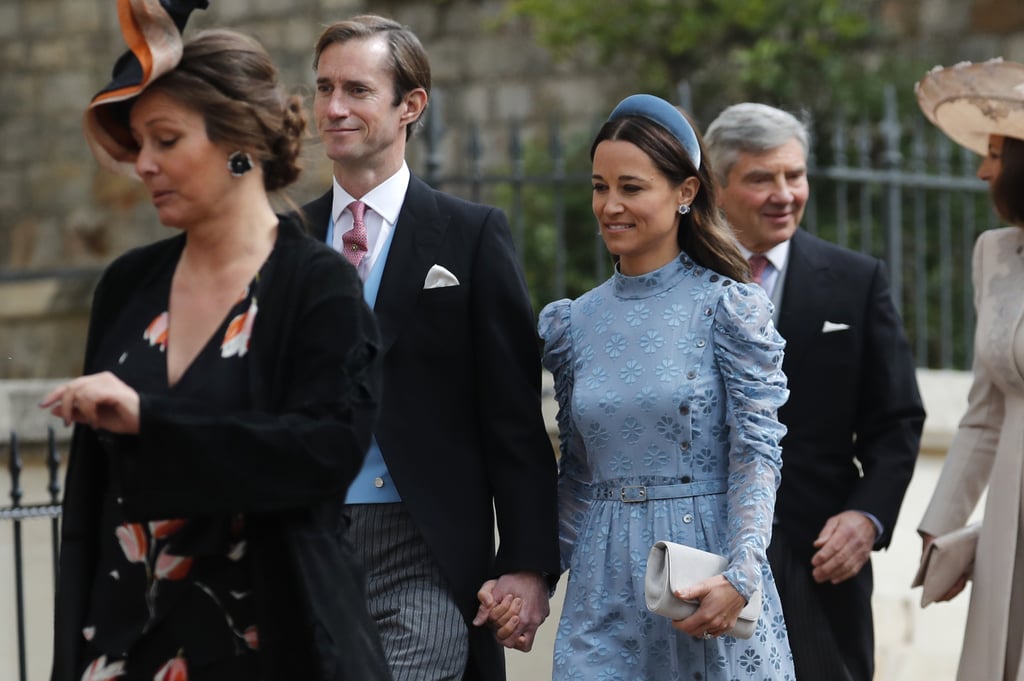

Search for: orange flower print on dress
xmin=144 ymin=312 xmax=169 ymax=352
xmin=221 ymin=297 xmax=258 ymax=359
xmin=79 ymin=655 xmax=125 ymax=681
xmin=153 ymin=655 xmax=188 ymax=681
xmin=149 ymin=519 xmax=187 ymax=539
xmin=115 ymin=523 xmax=147 ymax=563
xmin=154 ymin=547 xmax=193 ymax=581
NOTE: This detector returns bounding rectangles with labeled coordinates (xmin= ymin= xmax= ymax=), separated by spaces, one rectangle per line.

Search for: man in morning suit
xmin=705 ymin=103 xmax=926 ymax=681
xmin=301 ymin=15 xmax=559 ymax=681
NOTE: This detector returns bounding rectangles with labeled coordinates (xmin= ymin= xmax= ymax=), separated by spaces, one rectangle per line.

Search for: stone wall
xmin=2 ymin=0 xmax=1024 ymax=378
xmin=883 ymin=0 xmax=1024 ymax=52
xmin=0 ymin=0 xmax=620 ymax=378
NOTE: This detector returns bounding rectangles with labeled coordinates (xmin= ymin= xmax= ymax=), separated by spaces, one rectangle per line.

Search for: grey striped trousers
xmin=347 ymin=503 xmax=469 ymax=681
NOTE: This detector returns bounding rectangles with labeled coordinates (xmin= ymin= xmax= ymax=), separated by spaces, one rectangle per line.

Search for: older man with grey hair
xmin=704 ymin=103 xmax=925 ymax=681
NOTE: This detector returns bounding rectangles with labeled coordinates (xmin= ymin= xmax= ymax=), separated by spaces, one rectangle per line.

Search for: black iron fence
xmin=417 ymin=86 xmax=991 ymax=370
xmin=0 ymin=89 xmax=993 ymax=372
xmin=2 ymin=429 xmax=62 ymax=681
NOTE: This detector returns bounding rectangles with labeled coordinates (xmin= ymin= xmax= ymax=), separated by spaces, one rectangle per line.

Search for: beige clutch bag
xmin=911 ymin=523 xmax=981 ymax=607
xmin=644 ymin=540 xmax=762 ymax=639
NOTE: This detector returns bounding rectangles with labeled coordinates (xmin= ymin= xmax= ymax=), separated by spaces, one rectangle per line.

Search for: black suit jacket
xmin=303 ymin=176 xmax=560 ymax=681
xmin=769 ymin=228 xmax=925 ymax=680
xmin=774 ymin=228 xmax=924 ymax=555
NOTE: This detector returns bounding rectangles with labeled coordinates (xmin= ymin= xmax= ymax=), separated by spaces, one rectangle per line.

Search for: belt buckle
xmin=620 ymin=485 xmax=647 ymax=503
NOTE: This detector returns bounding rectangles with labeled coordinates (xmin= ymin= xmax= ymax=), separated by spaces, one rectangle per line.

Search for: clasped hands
xmin=473 ymin=571 xmax=550 ymax=651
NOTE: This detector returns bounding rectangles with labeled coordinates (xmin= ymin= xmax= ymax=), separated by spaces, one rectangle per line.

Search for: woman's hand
xmin=39 ymin=371 xmax=141 ymax=434
xmin=669 ymin=574 xmax=747 ymax=639
xmin=919 ymin=531 xmax=969 ymax=602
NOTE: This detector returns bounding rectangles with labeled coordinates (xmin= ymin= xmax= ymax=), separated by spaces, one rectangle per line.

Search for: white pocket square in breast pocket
xmin=821 ymin=320 xmax=850 ymax=333
xmin=424 ymin=264 xmax=460 ymax=289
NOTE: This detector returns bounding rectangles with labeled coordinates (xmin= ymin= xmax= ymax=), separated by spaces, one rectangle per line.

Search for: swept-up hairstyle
xmin=591 ymin=114 xmax=751 ymax=282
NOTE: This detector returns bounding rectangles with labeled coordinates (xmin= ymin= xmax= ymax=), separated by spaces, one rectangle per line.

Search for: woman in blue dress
xmin=539 ymin=94 xmax=795 ymax=680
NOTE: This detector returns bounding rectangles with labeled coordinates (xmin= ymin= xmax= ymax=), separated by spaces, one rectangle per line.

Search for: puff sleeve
xmin=539 ymin=299 xmax=591 ymax=574
xmin=712 ymin=282 xmax=789 ymax=600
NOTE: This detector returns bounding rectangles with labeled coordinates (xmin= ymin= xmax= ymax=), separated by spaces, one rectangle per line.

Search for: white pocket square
xmin=424 ymin=264 xmax=460 ymax=289
xmin=821 ymin=320 xmax=850 ymax=333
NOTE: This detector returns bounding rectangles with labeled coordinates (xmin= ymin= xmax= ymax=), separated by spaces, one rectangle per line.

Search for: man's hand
xmin=473 ymin=571 xmax=550 ymax=651
xmin=810 ymin=510 xmax=876 ymax=584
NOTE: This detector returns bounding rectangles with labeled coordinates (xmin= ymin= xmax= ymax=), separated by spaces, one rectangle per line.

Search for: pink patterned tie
xmin=749 ymin=254 xmax=769 ymax=286
xmin=342 ymin=200 xmax=368 ymax=267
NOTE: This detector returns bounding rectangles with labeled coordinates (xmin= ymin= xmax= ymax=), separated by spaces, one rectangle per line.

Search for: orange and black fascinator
xmin=83 ymin=0 xmax=208 ymax=175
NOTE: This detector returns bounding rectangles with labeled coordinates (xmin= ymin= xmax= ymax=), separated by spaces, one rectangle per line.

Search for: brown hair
xmin=590 ymin=115 xmax=751 ymax=282
xmin=313 ymin=15 xmax=431 ymax=139
xmin=144 ymin=29 xmax=307 ymax=192
xmin=993 ymin=136 xmax=1024 ymax=227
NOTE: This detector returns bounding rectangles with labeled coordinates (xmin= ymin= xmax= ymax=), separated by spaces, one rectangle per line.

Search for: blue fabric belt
xmin=591 ymin=479 xmax=728 ymax=502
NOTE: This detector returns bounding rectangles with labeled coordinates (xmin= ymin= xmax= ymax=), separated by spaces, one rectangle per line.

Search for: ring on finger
xmin=702 ymin=630 xmax=712 ymax=640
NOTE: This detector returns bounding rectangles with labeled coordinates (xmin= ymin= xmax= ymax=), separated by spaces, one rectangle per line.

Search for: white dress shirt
xmin=331 ymin=162 xmax=410 ymax=281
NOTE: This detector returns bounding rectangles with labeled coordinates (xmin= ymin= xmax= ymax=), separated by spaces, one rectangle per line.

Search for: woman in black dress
xmin=41 ymin=4 xmax=389 ymax=680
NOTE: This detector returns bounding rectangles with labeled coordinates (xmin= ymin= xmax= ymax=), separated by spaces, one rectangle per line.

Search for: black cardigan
xmin=50 ymin=216 xmax=392 ymax=681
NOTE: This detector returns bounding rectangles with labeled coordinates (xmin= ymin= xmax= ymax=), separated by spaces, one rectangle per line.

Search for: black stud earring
xmin=228 ymin=151 xmax=254 ymax=177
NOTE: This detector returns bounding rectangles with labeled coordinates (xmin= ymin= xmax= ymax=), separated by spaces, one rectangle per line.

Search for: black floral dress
xmin=77 ymin=262 xmax=266 ymax=681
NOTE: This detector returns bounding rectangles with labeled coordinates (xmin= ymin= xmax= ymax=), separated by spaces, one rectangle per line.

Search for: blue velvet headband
xmin=607 ymin=94 xmax=702 ymax=169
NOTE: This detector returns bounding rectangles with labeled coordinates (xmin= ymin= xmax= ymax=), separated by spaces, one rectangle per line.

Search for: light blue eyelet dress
xmin=539 ymin=252 xmax=795 ymax=680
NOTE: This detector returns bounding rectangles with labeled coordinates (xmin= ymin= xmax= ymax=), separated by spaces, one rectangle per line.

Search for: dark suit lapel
xmin=304 ymin=190 xmax=333 ymax=243
xmin=374 ymin=175 xmax=449 ymax=353
xmin=777 ymin=230 xmax=831 ymax=366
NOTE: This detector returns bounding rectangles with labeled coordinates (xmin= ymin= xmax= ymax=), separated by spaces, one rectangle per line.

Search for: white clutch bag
xmin=644 ymin=540 xmax=762 ymax=639
xmin=911 ymin=523 xmax=981 ymax=607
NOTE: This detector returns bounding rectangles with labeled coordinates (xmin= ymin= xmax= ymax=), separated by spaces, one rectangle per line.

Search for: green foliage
xmin=502 ymin=0 xmax=889 ymax=123
xmin=489 ymin=128 xmax=608 ymax=313
xmin=481 ymin=0 xmax=987 ymax=369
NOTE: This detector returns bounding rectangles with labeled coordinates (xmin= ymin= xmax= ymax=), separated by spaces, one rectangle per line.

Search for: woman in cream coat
xmin=916 ymin=59 xmax=1024 ymax=681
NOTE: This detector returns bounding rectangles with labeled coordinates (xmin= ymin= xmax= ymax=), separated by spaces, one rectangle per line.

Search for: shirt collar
xmin=738 ymin=239 xmax=790 ymax=273
xmin=331 ymin=161 xmax=411 ymax=225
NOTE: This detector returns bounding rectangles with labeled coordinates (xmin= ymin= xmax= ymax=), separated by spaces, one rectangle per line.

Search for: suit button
xmin=373 ymin=477 xmax=385 ymax=488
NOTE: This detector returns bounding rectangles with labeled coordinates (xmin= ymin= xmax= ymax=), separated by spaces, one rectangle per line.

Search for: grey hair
xmin=704 ymin=103 xmax=810 ymax=186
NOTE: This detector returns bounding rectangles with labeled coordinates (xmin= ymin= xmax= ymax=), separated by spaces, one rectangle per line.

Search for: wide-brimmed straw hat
xmin=915 ymin=58 xmax=1024 ymax=156
xmin=83 ymin=0 xmax=208 ymax=175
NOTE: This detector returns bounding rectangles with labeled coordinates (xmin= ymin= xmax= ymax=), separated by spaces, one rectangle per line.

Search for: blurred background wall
xmin=2 ymin=0 xmax=1024 ymax=378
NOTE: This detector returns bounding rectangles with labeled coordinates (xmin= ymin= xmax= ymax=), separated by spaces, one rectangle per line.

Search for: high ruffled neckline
xmin=612 ymin=252 xmax=701 ymax=299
